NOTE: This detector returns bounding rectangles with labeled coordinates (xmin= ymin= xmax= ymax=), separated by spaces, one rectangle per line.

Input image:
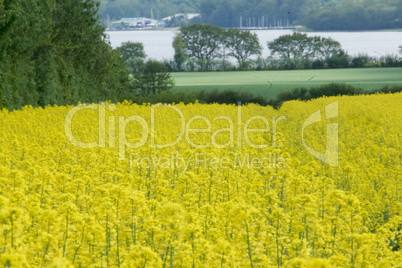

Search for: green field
xmin=172 ymin=68 xmax=402 ymax=99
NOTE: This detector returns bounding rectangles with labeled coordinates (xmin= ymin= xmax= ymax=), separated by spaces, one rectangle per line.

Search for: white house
xmin=161 ymin=13 xmax=200 ymax=22
xmin=111 ymin=17 xmax=161 ymax=28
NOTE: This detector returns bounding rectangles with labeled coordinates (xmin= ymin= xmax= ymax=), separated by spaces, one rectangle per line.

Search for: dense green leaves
xmin=267 ymin=32 xmax=344 ymax=68
xmin=224 ymin=28 xmax=262 ymax=69
xmin=172 ymin=34 xmax=187 ymax=71
xmin=118 ymin=41 xmax=146 ymax=61
xmin=179 ymin=24 xmax=225 ymax=71
xmin=117 ymin=41 xmax=146 ymax=74
xmin=0 ymin=0 xmax=126 ymax=110
xmin=176 ymin=24 xmax=262 ymax=70
xmin=0 ymin=0 xmax=18 ymax=44
xmin=268 ymin=32 xmax=313 ymax=59
xmin=306 ymin=1 xmax=401 ymax=30
xmin=131 ymin=60 xmax=175 ymax=95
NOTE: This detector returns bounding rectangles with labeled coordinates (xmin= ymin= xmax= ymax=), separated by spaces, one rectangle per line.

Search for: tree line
xmin=173 ymin=24 xmax=262 ymax=70
xmin=1 ymin=0 xmax=401 ymax=112
xmin=118 ymin=26 xmax=402 ymax=101
xmin=165 ymin=25 xmax=402 ymax=72
xmin=305 ymin=1 xmax=402 ymax=31
xmin=0 ymin=0 xmax=127 ymax=110
xmin=99 ymin=0 xmax=402 ymax=31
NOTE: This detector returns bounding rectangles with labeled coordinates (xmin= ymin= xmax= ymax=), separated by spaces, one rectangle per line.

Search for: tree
xmin=0 ymin=0 xmax=18 ymax=45
xmin=0 ymin=0 xmax=126 ymax=110
xmin=305 ymin=2 xmax=398 ymax=31
xmin=179 ymin=23 xmax=224 ymax=71
xmin=199 ymin=0 xmax=216 ymax=21
xmin=207 ymin=0 xmax=236 ymax=27
xmin=118 ymin=42 xmax=146 ymax=61
xmin=117 ymin=41 xmax=146 ymax=73
xmin=224 ymin=28 xmax=262 ymax=69
xmin=315 ymin=37 xmax=344 ymax=59
xmin=267 ymin=32 xmax=344 ymax=67
xmin=132 ymin=60 xmax=175 ymax=95
xmin=327 ymin=50 xmax=350 ymax=68
xmin=268 ymin=32 xmax=315 ymax=60
xmin=172 ymin=34 xmax=187 ymax=71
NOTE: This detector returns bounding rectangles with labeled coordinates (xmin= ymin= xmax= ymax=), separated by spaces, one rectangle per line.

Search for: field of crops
xmin=172 ymin=68 xmax=402 ymax=99
xmin=0 ymin=93 xmax=402 ymax=267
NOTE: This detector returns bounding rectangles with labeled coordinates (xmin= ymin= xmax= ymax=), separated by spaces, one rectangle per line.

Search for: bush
xmin=120 ymin=83 xmax=402 ymax=110
xmin=327 ymin=53 xmax=350 ymax=68
xmin=312 ymin=59 xmax=325 ymax=69
xmin=255 ymin=56 xmax=269 ymax=70
xmin=372 ymin=85 xmax=402 ymax=94
xmin=268 ymin=87 xmax=308 ymax=108
xmin=308 ymin=83 xmax=364 ymax=99
xmin=131 ymin=60 xmax=175 ymax=95
xmin=281 ymin=57 xmax=297 ymax=70
xmin=200 ymin=89 xmax=268 ymax=105
xmin=269 ymin=83 xmax=365 ymax=109
xmin=121 ymin=90 xmax=200 ymax=105
xmin=380 ymin=54 xmax=401 ymax=67
xmin=351 ymin=54 xmax=372 ymax=68
xmin=120 ymin=88 xmax=269 ymax=106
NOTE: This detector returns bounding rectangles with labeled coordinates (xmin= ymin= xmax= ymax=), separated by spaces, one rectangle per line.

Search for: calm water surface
xmin=106 ymin=30 xmax=402 ymax=61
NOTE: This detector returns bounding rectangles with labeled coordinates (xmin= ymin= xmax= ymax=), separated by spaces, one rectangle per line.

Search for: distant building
xmin=161 ymin=13 xmax=200 ymax=22
xmin=110 ymin=17 xmax=163 ymax=29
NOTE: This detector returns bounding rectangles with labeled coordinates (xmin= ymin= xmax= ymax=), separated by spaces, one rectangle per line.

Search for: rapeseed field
xmin=0 ymin=93 xmax=401 ymax=267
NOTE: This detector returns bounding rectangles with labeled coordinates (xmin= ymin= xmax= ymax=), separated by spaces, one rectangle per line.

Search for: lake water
xmin=106 ymin=30 xmax=402 ymax=61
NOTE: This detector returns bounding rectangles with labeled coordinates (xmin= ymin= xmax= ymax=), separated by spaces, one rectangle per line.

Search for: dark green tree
xmin=314 ymin=36 xmax=343 ymax=59
xmin=207 ymin=0 xmax=236 ymax=27
xmin=0 ymin=0 xmax=17 ymax=43
xmin=268 ymin=32 xmax=344 ymax=67
xmin=224 ymin=28 xmax=262 ymax=68
xmin=0 ymin=0 xmax=126 ymax=110
xmin=199 ymin=0 xmax=216 ymax=21
xmin=327 ymin=50 xmax=350 ymax=68
xmin=117 ymin=41 xmax=146 ymax=73
xmin=179 ymin=23 xmax=224 ymax=71
xmin=118 ymin=42 xmax=146 ymax=61
xmin=172 ymin=34 xmax=187 ymax=71
xmin=132 ymin=60 xmax=175 ymax=95
xmin=268 ymin=32 xmax=315 ymax=59
xmin=305 ymin=2 xmax=398 ymax=31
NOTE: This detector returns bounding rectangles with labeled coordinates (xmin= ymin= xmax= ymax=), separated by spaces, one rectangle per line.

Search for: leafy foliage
xmin=0 ymin=0 xmax=126 ymax=110
xmin=131 ymin=60 xmax=175 ymax=95
xmin=306 ymin=1 xmax=402 ymax=30
xmin=117 ymin=41 xmax=146 ymax=73
xmin=268 ymin=32 xmax=343 ymax=62
xmin=223 ymin=28 xmax=262 ymax=69
xmin=179 ymin=23 xmax=225 ymax=71
xmin=269 ymin=83 xmax=365 ymax=108
xmin=176 ymin=24 xmax=263 ymax=70
xmin=172 ymin=34 xmax=187 ymax=71
xmin=118 ymin=41 xmax=146 ymax=61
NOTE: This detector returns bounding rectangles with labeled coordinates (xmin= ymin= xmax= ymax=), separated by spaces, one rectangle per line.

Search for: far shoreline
xmin=105 ymin=27 xmax=402 ymax=33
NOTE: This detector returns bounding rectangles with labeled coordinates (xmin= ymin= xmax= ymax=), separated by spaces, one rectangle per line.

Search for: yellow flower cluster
xmin=0 ymin=93 xmax=401 ymax=267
